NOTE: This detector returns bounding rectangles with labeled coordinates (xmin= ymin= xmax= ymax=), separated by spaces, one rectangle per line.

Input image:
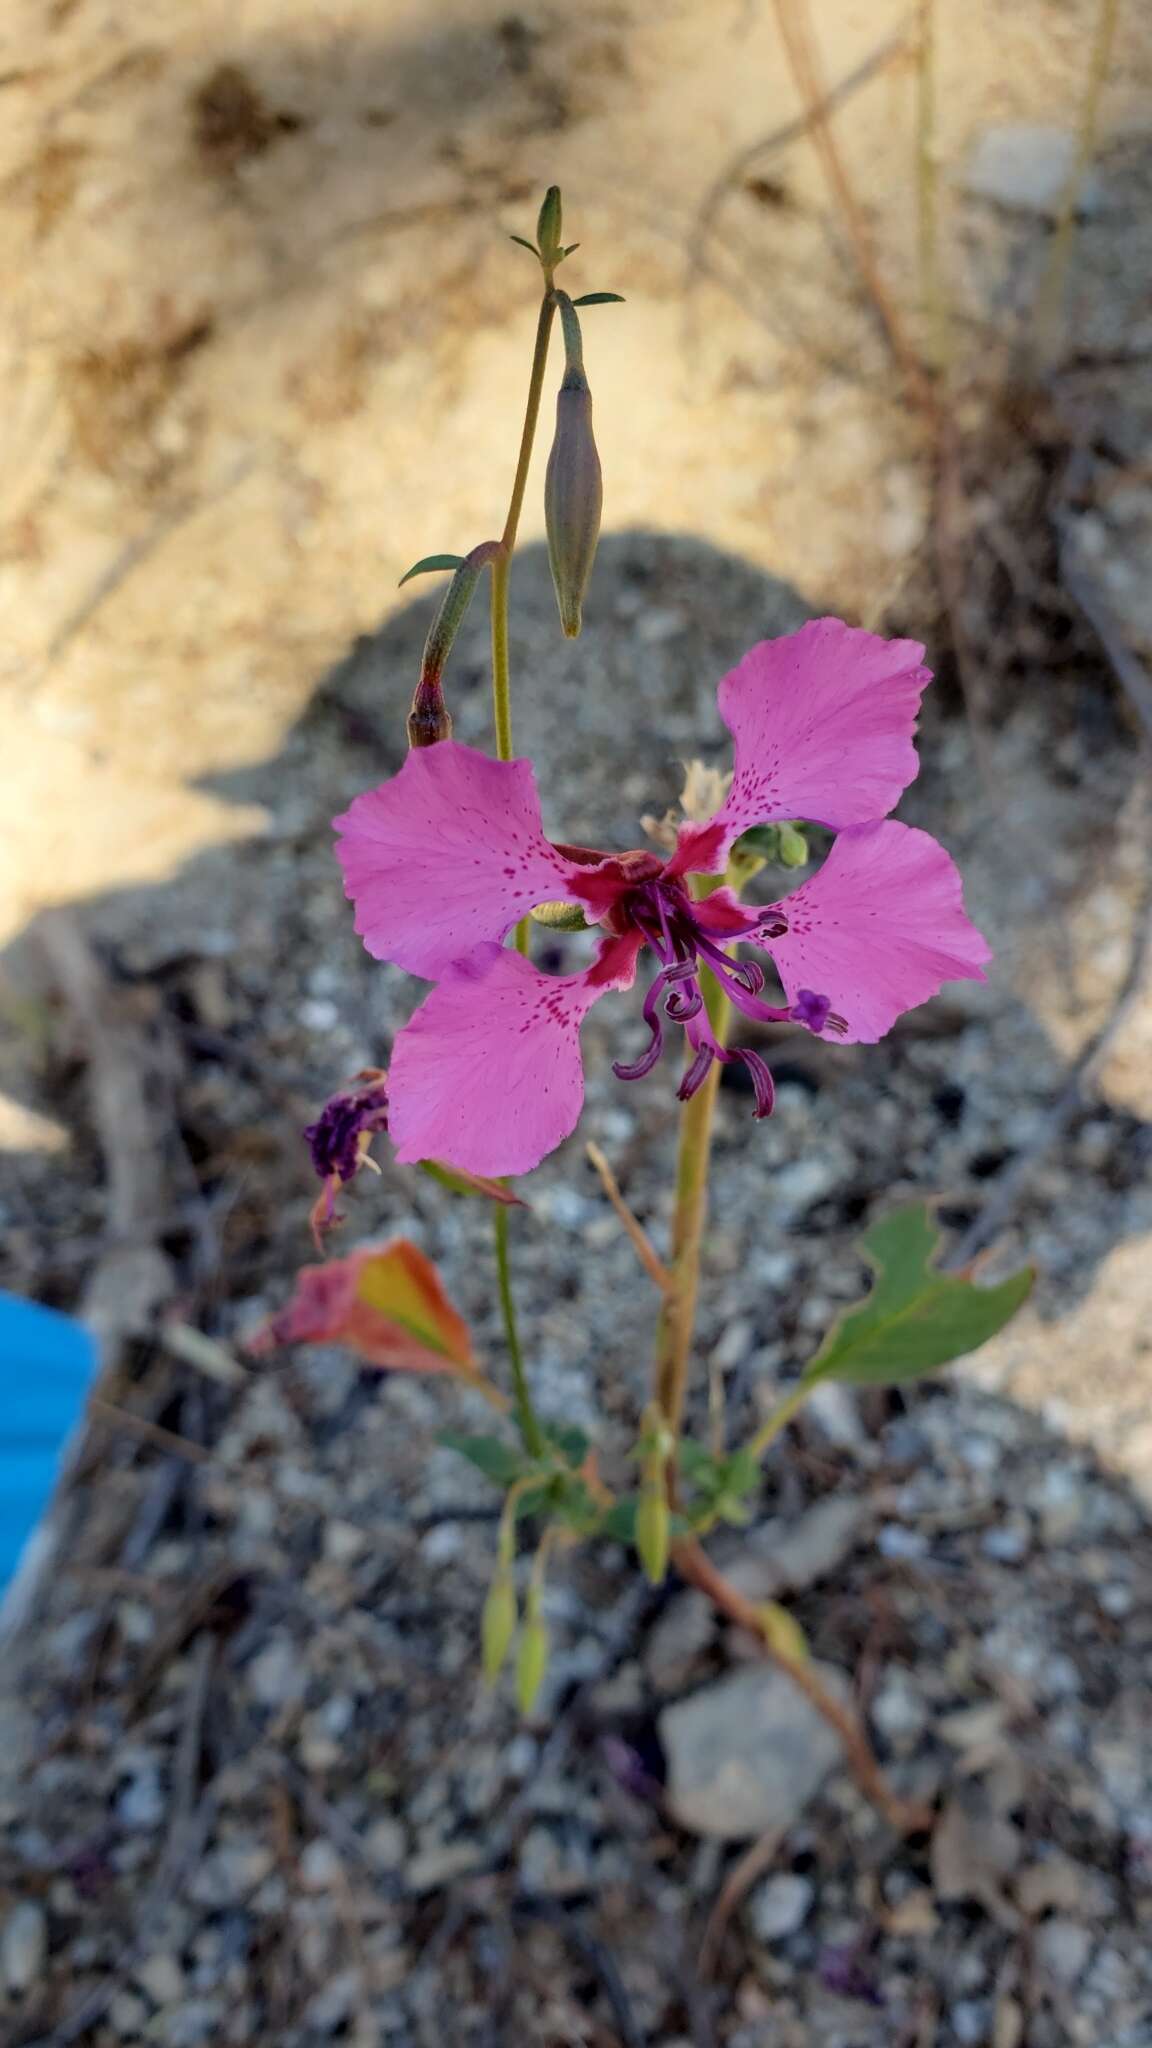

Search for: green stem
xmin=745 ymin=1377 xmax=812 ymax=1461
xmin=490 ymin=284 xmax=557 ymax=955
xmin=487 ymin=282 xmax=559 ymax=1453
xmin=653 ymin=966 xmax=732 ymax=1439
xmin=495 ymin=1204 xmax=544 ymax=1458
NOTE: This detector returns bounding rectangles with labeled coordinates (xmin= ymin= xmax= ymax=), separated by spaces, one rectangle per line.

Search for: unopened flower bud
xmin=545 ymin=294 xmax=603 ymax=638
xmin=777 ymin=823 xmax=808 ymax=867
xmin=635 ymin=1484 xmax=669 ymax=1586
xmin=407 ymin=540 xmax=501 ymax=748
xmin=516 ymin=1611 xmax=550 ymax=1716
xmin=482 ymin=1565 xmax=517 ymax=1681
xmin=406 ymin=675 xmax=451 ymax=748
xmin=536 ymin=185 xmax=563 ymax=264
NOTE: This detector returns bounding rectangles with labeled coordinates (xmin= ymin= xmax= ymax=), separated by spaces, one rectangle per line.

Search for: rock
xmin=643 ymin=1592 xmax=714 ymax=1692
xmin=247 ymin=1634 xmax=306 ymax=1709
xmin=1036 ymin=1918 xmax=1093 ymax=1987
xmin=748 ymin=1873 xmax=814 ymax=1941
xmin=109 ymin=1988 xmax=149 ymax=2037
xmin=134 ymin=1953 xmax=186 ymax=2006
xmin=803 ymin=1381 xmax=866 ymax=1451
xmin=870 ymin=1669 xmax=927 ymax=1753
xmin=931 ymin=1791 xmax=1021 ymax=1927
xmin=1 ymin=1900 xmax=47 ymax=1993
xmin=659 ymin=1662 xmax=851 ymax=1840
xmin=154 ymin=1998 xmax=224 ymax=2048
xmin=981 ymin=1519 xmax=1031 ymax=1563
xmin=405 ymin=1839 xmax=485 ymax=1893
xmin=299 ymin=1838 xmax=344 ymax=1890
xmin=364 ymin=1817 xmax=407 ymax=1873
xmin=952 ymin=2000 xmax=992 ymax=2045
xmin=518 ymin=1823 xmax=593 ymax=1897
xmin=725 ymin=1498 xmax=865 ymax=1604
xmin=772 ymin=1156 xmax=841 ymax=1214
xmin=1017 ymin=1850 xmax=1110 ymax=1920
xmin=323 ymin=1519 xmax=368 ymax=1564
xmin=962 ymin=124 xmax=1099 ymax=218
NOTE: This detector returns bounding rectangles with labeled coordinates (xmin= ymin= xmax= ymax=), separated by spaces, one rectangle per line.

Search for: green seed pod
xmin=481 ymin=1566 xmax=518 ymax=1681
xmin=635 ymin=1483 xmax=670 ymax=1586
xmin=515 ymin=1615 xmax=550 ymax=1716
xmin=545 ymin=294 xmax=603 ymax=639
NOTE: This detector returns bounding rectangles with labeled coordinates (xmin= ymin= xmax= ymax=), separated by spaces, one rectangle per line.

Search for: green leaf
xmin=571 ymin=291 xmax=626 ymax=306
xmin=509 ymin=234 xmax=540 ymax=255
xmin=398 ymin=553 xmax=465 ymax=587
xmin=418 ymin=1160 xmax=525 ymax=1207
xmin=802 ymin=1203 xmax=1034 ymax=1389
xmin=439 ymin=1431 xmax=526 ymax=1486
xmin=601 ymin=1496 xmax=639 ymax=1544
xmin=543 ymin=1423 xmax=590 ymax=1469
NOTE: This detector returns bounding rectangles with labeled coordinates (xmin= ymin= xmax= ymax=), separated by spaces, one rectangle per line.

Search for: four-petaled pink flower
xmin=335 ymin=620 xmax=991 ymax=1177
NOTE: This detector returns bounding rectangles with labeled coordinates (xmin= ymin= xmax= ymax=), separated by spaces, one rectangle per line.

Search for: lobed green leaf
xmin=801 ymin=1203 xmax=1033 ymax=1389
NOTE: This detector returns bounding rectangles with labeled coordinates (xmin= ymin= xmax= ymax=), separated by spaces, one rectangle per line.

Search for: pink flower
xmin=335 ymin=619 xmax=991 ymax=1177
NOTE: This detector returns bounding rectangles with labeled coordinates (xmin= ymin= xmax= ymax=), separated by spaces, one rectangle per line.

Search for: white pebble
xmin=1 ymin=1901 xmax=47 ymax=1993
xmin=750 ymin=1873 xmax=814 ymax=1941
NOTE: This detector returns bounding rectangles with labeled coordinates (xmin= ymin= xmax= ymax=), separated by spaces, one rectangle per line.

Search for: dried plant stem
xmin=914 ymin=0 xmax=949 ymax=376
xmin=770 ymin=0 xmax=932 ymax=416
xmin=673 ymin=1535 xmax=932 ymax=1834
xmin=652 ymin=972 xmax=731 ymax=1438
xmin=585 ymin=1142 xmax=674 ymax=1295
xmin=1031 ymin=0 xmax=1121 ymax=368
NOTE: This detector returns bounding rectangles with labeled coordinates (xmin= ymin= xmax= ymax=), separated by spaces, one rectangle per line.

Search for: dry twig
xmin=586 ymin=1141 xmax=674 ymax=1295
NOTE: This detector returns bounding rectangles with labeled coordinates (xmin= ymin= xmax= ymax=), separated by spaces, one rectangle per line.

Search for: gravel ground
xmin=3 ymin=522 xmax=1152 ymax=2044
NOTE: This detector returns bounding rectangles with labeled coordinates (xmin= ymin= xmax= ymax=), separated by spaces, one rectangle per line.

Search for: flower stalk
xmin=653 ymin=965 xmax=732 ymax=1442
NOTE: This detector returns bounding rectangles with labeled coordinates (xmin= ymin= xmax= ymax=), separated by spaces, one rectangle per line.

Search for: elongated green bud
xmin=544 ymin=293 xmax=603 ymax=639
xmin=516 ymin=1612 xmax=550 ymax=1715
xmin=482 ymin=1565 xmax=518 ymax=1681
xmin=777 ymin=823 xmax=809 ymax=868
xmin=636 ymin=1483 xmax=670 ymax=1586
xmin=407 ymin=539 xmax=502 ymax=748
xmin=537 ymin=186 xmax=563 ymax=264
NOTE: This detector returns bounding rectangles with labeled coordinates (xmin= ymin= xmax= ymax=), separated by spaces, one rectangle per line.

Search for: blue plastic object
xmin=0 ymin=1291 xmax=97 ymax=1592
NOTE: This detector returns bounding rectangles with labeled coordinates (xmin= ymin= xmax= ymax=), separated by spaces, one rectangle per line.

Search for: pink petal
xmin=389 ymin=935 xmax=642 ymax=1176
xmin=334 ymin=741 xmax=587 ymax=979
xmin=762 ymin=821 xmax=992 ymax=1044
xmin=671 ymin=619 xmax=932 ymax=875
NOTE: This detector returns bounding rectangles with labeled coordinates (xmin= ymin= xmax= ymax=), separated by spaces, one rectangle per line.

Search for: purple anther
xmin=791 ymin=988 xmax=832 ymax=1034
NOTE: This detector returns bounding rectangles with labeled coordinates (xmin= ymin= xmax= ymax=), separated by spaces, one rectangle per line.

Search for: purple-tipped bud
xmin=545 ymin=367 xmax=603 ymax=638
xmin=406 ymin=540 xmax=501 ymax=748
xmin=406 ymin=675 xmax=451 ymax=748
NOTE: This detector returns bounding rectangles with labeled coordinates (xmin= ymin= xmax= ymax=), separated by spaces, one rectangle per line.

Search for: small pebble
xmin=749 ymin=1873 xmax=814 ymax=1942
xmin=1037 ymin=1918 xmax=1093 ymax=1986
xmin=1 ymin=1901 xmax=47 ymax=1993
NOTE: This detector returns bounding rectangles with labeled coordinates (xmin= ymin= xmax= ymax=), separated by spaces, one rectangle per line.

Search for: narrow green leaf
xmin=571 ymin=292 xmax=626 ymax=306
xmin=801 ymin=1203 xmax=1034 ymax=1389
xmin=509 ymin=234 xmax=540 ymax=255
xmin=419 ymin=1160 xmax=525 ymax=1207
xmin=398 ymin=553 xmax=465 ymax=587
xmin=438 ymin=1431 xmax=526 ymax=1486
